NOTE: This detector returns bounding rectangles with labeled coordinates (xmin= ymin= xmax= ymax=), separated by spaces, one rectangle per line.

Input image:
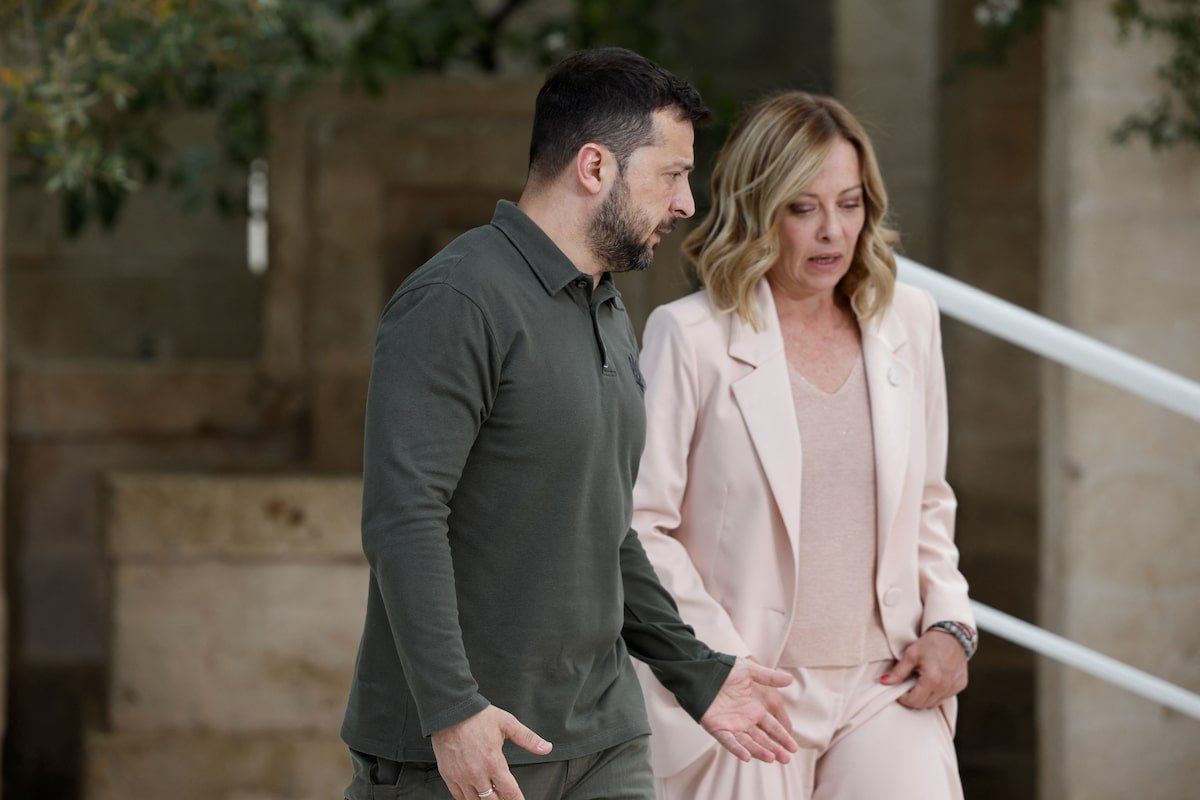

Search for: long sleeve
xmin=360 ymin=282 xmax=499 ymax=736
xmin=620 ymin=528 xmax=735 ymax=721
xmin=916 ymin=290 xmax=975 ymax=631
xmin=631 ymin=307 xmax=755 ymax=658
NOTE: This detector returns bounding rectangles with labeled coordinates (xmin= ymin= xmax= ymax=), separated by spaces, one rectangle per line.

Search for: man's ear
xmin=574 ymin=143 xmax=609 ymax=196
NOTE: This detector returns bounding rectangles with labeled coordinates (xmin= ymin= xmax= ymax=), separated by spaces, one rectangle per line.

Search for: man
xmin=342 ymin=48 xmax=798 ymax=800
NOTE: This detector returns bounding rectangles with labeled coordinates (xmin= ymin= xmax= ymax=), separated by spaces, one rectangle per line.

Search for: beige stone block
xmin=111 ymin=562 xmax=366 ymax=732
xmin=1060 ymin=217 xmax=1200 ymax=349
xmin=107 ymin=473 xmax=363 ymax=561
xmin=10 ymin=361 xmax=303 ymax=437
xmin=1060 ymin=96 xmax=1200 ymax=216
xmin=85 ymin=731 xmax=348 ymax=800
xmin=1061 ymin=377 xmax=1200 ymax=470
xmin=10 ymin=437 xmax=300 ymax=665
xmin=1061 ymin=1 xmax=1173 ymax=97
xmin=1056 ymin=671 xmax=1200 ymax=800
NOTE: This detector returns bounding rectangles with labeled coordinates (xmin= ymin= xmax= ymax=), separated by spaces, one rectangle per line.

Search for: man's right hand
xmin=430 ymin=705 xmax=552 ymax=800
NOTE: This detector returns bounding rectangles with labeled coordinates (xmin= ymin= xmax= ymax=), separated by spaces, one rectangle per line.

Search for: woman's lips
xmin=807 ymin=253 xmax=843 ymax=272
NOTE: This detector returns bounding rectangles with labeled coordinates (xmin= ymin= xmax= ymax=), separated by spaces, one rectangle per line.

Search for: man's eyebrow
xmin=668 ymin=160 xmax=695 ymax=171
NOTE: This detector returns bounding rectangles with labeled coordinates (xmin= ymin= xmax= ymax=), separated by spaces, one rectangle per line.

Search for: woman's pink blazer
xmin=631 ymin=278 xmax=974 ymax=777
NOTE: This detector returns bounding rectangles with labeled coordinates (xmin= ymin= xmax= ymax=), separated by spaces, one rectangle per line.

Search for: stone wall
xmin=1040 ymin=5 xmax=1200 ymax=799
xmin=87 ymin=473 xmax=365 ymax=799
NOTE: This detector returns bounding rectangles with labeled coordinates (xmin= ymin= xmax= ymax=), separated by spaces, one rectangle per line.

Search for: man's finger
xmin=757 ymin=709 xmax=799 ymax=753
xmin=714 ymin=730 xmax=752 ymax=762
xmin=735 ymin=730 xmax=775 ymax=763
xmin=748 ymin=725 xmax=790 ymax=763
xmin=492 ymin=768 xmax=525 ymax=800
xmin=501 ymin=715 xmax=553 ymax=756
xmin=747 ymin=661 xmax=794 ymax=688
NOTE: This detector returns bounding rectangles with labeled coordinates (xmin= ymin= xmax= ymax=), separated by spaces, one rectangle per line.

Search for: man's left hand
xmin=880 ymin=630 xmax=969 ymax=709
xmin=700 ymin=658 xmax=799 ymax=764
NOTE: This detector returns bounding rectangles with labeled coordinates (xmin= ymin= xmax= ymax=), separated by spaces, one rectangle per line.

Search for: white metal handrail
xmin=897 ymin=257 xmax=1200 ymax=422
xmin=973 ymin=603 xmax=1200 ymax=720
xmin=897 ymin=258 xmax=1200 ymax=720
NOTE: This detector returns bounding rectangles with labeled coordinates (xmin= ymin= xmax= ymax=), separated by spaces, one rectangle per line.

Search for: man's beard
xmin=587 ymin=175 xmax=675 ymax=274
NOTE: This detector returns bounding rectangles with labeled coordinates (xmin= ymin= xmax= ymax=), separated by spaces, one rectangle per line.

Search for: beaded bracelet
xmin=928 ymin=620 xmax=978 ymax=660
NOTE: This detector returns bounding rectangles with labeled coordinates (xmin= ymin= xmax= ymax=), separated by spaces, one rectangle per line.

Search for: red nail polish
xmin=880 ymin=674 xmax=890 ymax=681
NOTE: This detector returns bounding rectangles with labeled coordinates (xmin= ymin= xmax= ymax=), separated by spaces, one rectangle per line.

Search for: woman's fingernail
xmin=880 ymin=674 xmax=890 ymax=682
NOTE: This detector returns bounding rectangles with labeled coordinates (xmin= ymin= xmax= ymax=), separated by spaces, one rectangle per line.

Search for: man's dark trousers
xmin=345 ymin=736 xmax=654 ymax=800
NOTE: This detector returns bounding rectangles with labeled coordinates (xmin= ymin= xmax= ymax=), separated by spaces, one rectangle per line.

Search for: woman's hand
xmin=879 ymin=630 xmax=969 ymax=709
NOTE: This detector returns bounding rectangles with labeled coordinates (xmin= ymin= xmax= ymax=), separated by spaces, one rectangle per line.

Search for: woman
xmin=631 ymin=91 xmax=976 ymax=799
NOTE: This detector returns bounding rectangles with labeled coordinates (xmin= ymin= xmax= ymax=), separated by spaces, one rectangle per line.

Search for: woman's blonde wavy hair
xmin=684 ymin=91 xmax=899 ymax=330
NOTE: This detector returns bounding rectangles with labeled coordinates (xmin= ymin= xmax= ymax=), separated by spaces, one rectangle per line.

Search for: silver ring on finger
xmin=477 ymin=788 xmax=496 ymax=798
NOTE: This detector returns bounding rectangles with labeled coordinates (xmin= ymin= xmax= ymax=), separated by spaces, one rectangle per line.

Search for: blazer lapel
xmin=729 ymin=281 xmax=803 ymax=557
xmin=861 ymin=307 xmax=912 ymax=559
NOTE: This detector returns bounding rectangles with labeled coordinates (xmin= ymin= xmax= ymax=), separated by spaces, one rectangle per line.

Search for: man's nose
xmin=671 ymin=182 xmax=696 ymax=219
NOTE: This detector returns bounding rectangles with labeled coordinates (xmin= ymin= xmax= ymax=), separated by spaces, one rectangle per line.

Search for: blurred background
xmin=0 ymin=1 xmax=1197 ymax=798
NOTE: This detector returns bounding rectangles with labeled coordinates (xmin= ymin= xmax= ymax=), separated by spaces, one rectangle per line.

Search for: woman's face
xmin=770 ymin=137 xmax=866 ymax=299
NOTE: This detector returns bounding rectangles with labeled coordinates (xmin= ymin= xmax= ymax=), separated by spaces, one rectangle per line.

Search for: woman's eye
xmin=789 ymin=204 xmax=815 ymax=214
xmin=841 ymin=201 xmax=862 ymax=210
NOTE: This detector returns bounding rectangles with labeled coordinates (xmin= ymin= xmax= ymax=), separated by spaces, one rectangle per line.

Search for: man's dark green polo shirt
xmin=341 ymin=201 xmax=734 ymax=764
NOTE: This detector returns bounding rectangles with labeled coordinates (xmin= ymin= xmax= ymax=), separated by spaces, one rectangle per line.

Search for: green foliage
xmin=1111 ymin=0 xmax=1200 ymax=149
xmin=0 ymin=0 xmax=672 ymax=235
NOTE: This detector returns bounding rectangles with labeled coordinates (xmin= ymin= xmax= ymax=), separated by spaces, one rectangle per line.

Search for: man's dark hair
xmin=528 ymin=47 xmax=711 ymax=183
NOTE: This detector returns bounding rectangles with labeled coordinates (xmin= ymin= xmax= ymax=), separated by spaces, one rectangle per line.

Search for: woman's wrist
xmin=927 ymin=619 xmax=978 ymax=660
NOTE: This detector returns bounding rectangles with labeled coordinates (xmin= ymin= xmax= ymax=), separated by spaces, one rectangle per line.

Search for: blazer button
xmin=887 ymin=366 xmax=902 ymax=386
xmin=883 ymin=587 xmax=902 ymax=607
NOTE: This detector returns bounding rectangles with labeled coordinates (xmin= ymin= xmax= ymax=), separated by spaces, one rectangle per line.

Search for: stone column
xmin=1041 ymin=5 xmax=1200 ymax=799
xmin=833 ymin=0 xmax=939 ymax=262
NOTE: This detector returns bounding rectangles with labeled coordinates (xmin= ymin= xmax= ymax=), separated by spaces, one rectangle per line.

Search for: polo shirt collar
xmin=490 ymin=200 xmax=595 ymax=297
